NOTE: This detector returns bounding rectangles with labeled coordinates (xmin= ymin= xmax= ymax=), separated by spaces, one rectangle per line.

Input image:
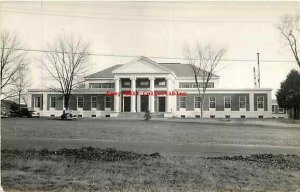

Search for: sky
xmin=0 ymin=1 xmax=300 ymax=98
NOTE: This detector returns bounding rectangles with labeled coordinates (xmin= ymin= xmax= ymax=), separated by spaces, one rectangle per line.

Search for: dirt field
xmin=2 ymin=117 xmax=300 ymax=191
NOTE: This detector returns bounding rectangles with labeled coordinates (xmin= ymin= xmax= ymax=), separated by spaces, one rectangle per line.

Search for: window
xmin=239 ymin=96 xmax=246 ymax=109
xmin=194 ymin=97 xmax=201 ymax=108
xmin=224 ymin=96 xmax=231 ymax=109
xmin=210 ymin=115 xmax=215 ymax=118
xmin=179 ymin=97 xmax=186 ymax=108
xmin=209 ymin=97 xmax=216 ymax=108
xmin=140 ymin=81 xmax=149 ymax=86
xmin=105 ymin=96 xmax=111 ymax=108
xmin=272 ymin=105 xmax=275 ymax=113
xmin=257 ymin=96 xmax=264 ymax=109
xmin=241 ymin=115 xmax=246 ymax=118
xmin=89 ymin=83 xmax=114 ymax=88
xmin=206 ymin=82 xmax=214 ymax=88
xmin=278 ymin=107 xmax=284 ymax=113
xmin=179 ymin=83 xmax=190 ymax=88
xmin=225 ymin=115 xmax=230 ymax=119
xmin=50 ymin=97 xmax=56 ymax=108
xmin=124 ymin=81 xmax=131 ymax=87
xmin=34 ymin=97 xmax=41 ymax=108
xmin=91 ymin=96 xmax=97 ymax=108
xmin=77 ymin=97 xmax=84 ymax=108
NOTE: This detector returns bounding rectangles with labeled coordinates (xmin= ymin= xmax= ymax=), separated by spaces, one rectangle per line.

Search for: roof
xmin=84 ymin=62 xmax=219 ymax=79
xmin=85 ymin=65 xmax=121 ymax=78
xmin=159 ymin=63 xmax=219 ymax=78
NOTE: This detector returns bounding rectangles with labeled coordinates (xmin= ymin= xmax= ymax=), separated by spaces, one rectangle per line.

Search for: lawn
xmin=2 ymin=117 xmax=300 ymax=191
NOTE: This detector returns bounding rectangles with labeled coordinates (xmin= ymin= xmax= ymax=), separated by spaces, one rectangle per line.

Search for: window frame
xmin=179 ymin=96 xmax=186 ymax=108
xmin=50 ymin=96 xmax=56 ymax=108
xmin=209 ymin=97 xmax=216 ymax=109
xmin=77 ymin=96 xmax=84 ymax=109
xmin=224 ymin=96 xmax=231 ymax=109
xmin=257 ymin=96 xmax=264 ymax=109
xmin=239 ymin=96 xmax=246 ymax=109
xmin=105 ymin=96 xmax=111 ymax=108
xmin=278 ymin=107 xmax=284 ymax=113
xmin=272 ymin=105 xmax=275 ymax=113
xmin=194 ymin=96 xmax=201 ymax=108
xmin=91 ymin=96 xmax=97 ymax=108
xmin=34 ymin=97 xmax=41 ymax=108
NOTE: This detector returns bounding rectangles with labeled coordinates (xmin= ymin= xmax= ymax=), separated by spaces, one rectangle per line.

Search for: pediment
xmin=112 ymin=56 xmax=171 ymax=74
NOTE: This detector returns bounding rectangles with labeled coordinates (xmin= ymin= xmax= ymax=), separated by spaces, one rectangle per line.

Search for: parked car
xmin=61 ymin=110 xmax=77 ymax=120
xmin=19 ymin=107 xmax=40 ymax=118
xmin=1 ymin=110 xmax=8 ymax=118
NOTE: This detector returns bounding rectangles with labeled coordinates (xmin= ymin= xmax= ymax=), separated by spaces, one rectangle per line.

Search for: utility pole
xmin=257 ymin=53 xmax=260 ymax=88
xmin=253 ymin=67 xmax=257 ymax=88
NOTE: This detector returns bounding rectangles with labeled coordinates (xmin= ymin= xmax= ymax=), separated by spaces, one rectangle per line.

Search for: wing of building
xmin=28 ymin=56 xmax=279 ymax=118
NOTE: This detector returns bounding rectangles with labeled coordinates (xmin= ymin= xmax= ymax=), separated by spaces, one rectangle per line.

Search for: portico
xmin=114 ymin=76 xmax=173 ymax=113
xmin=112 ymin=56 xmax=175 ymax=113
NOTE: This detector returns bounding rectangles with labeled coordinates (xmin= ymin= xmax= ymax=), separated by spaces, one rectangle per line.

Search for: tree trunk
xmin=64 ymin=95 xmax=70 ymax=110
xmin=18 ymin=91 xmax=21 ymax=112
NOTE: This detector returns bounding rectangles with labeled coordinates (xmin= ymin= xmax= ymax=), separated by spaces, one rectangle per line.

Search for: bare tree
xmin=0 ymin=30 xmax=27 ymax=100
xmin=276 ymin=14 xmax=300 ymax=68
xmin=184 ymin=43 xmax=226 ymax=118
xmin=12 ymin=62 xmax=31 ymax=109
xmin=41 ymin=35 xmax=89 ymax=110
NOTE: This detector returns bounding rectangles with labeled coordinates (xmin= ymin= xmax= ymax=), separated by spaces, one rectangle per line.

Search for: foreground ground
xmin=2 ymin=147 xmax=300 ymax=192
xmin=2 ymin=117 xmax=300 ymax=156
xmin=2 ymin=117 xmax=300 ymax=191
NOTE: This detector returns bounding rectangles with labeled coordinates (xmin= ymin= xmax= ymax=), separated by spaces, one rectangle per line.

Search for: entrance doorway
xmin=140 ymin=95 xmax=149 ymax=112
xmin=158 ymin=97 xmax=166 ymax=112
xmin=123 ymin=97 xmax=131 ymax=112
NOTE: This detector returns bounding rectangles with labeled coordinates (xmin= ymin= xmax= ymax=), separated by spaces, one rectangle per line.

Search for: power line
xmin=2 ymin=47 xmax=296 ymax=63
xmin=0 ymin=8 xmax=274 ymax=23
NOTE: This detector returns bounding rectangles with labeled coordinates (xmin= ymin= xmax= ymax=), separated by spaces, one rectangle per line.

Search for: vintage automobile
xmin=60 ymin=110 xmax=77 ymax=120
xmin=19 ymin=107 xmax=40 ymax=118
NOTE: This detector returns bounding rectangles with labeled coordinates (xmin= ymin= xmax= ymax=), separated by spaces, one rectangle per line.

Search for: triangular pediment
xmin=112 ymin=56 xmax=171 ymax=74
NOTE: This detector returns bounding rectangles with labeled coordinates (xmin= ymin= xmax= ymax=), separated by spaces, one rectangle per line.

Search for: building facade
xmin=28 ymin=56 xmax=273 ymax=118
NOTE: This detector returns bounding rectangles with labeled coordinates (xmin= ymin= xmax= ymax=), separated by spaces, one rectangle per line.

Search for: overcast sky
xmin=1 ymin=1 xmax=300 ymax=97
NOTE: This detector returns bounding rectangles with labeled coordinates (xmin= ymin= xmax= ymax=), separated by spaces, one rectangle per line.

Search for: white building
xmin=28 ymin=56 xmax=273 ymax=118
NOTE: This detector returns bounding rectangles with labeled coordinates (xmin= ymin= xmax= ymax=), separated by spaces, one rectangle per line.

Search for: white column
xmin=130 ymin=77 xmax=136 ymax=112
xmin=149 ymin=77 xmax=155 ymax=113
xmin=27 ymin=93 xmax=32 ymax=109
xmin=43 ymin=93 xmax=47 ymax=112
xmin=114 ymin=77 xmax=120 ymax=112
xmin=166 ymin=77 xmax=172 ymax=112
xmin=249 ymin=92 xmax=254 ymax=112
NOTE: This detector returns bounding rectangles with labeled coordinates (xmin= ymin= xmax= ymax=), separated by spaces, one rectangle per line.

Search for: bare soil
xmin=2 ymin=147 xmax=300 ymax=192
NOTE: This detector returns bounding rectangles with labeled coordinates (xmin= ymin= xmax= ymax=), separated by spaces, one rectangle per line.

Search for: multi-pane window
xmin=239 ymin=96 xmax=246 ymax=109
xmin=257 ymin=96 xmax=264 ymax=109
xmin=180 ymin=83 xmax=190 ymax=88
xmin=272 ymin=105 xmax=275 ymax=113
xmin=224 ymin=96 xmax=231 ymax=109
xmin=179 ymin=97 xmax=186 ymax=108
xmin=278 ymin=107 xmax=284 ymax=113
xmin=34 ymin=97 xmax=41 ymax=108
xmin=183 ymin=82 xmax=214 ymax=88
xmin=209 ymin=97 xmax=216 ymax=108
xmin=50 ymin=97 xmax=56 ymax=108
xmin=140 ymin=81 xmax=149 ymax=86
xmin=105 ymin=96 xmax=111 ymax=108
xmin=77 ymin=97 xmax=84 ymax=108
xmin=91 ymin=96 xmax=97 ymax=108
xmin=194 ymin=97 xmax=201 ymax=108
xmin=89 ymin=83 xmax=114 ymax=88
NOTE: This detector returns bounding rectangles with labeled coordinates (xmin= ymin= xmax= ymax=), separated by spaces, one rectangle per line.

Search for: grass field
xmin=2 ymin=117 xmax=300 ymax=191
